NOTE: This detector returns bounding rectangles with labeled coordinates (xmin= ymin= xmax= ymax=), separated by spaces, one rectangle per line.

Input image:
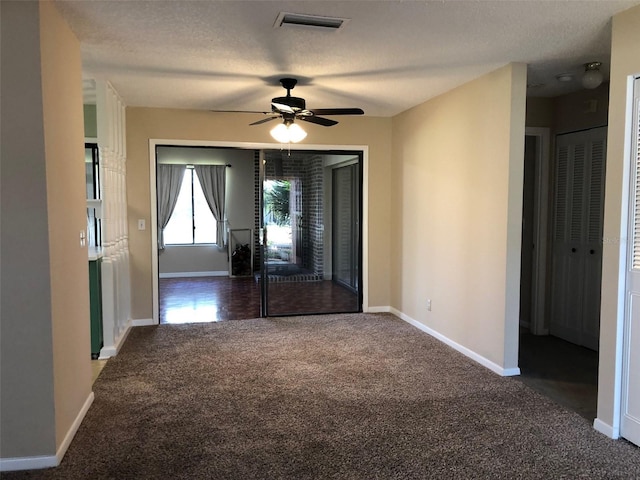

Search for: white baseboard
xmin=0 ymin=392 xmax=95 ymax=472
xmin=55 ymin=392 xmax=94 ymax=465
xmin=159 ymin=271 xmax=228 ymax=279
xmin=132 ymin=318 xmax=156 ymax=327
xmin=364 ymin=306 xmax=391 ymax=313
xmin=0 ymin=453 xmax=57 ymax=472
xmin=98 ymin=319 xmax=133 ymax=359
xmin=593 ymin=418 xmax=619 ymax=439
xmin=390 ymin=307 xmax=520 ymax=377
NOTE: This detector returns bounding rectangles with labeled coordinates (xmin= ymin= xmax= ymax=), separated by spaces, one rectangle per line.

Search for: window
xmin=164 ymin=168 xmax=217 ymax=245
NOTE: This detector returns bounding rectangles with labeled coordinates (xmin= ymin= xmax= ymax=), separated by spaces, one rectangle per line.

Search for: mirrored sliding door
xmin=261 ymin=150 xmax=362 ymax=316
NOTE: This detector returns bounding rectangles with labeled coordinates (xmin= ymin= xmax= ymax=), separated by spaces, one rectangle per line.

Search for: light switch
xmin=80 ymin=230 xmax=86 ymax=247
xmin=138 ymin=219 xmax=146 ymax=230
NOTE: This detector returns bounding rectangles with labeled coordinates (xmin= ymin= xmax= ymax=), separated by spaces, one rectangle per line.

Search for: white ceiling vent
xmin=274 ymin=12 xmax=350 ymax=31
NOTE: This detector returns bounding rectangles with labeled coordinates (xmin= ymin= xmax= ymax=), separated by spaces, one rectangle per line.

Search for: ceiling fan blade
xmin=250 ymin=117 xmax=279 ymax=126
xmin=299 ymin=116 xmax=338 ymax=127
xmin=309 ymin=108 xmax=364 ymax=116
xmin=272 ymin=102 xmax=296 ymax=114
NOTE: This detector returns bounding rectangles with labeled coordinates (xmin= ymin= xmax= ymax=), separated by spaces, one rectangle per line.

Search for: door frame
xmin=524 ymin=127 xmax=551 ymax=335
xmin=148 ymin=139 xmax=370 ymax=324
xmin=260 ymin=149 xmax=364 ymax=317
xmin=619 ymin=75 xmax=640 ymax=444
xmin=594 ymin=74 xmax=638 ymax=441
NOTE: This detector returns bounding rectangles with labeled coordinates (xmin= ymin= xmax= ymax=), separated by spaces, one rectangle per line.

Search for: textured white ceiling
xmin=55 ymin=0 xmax=640 ymax=117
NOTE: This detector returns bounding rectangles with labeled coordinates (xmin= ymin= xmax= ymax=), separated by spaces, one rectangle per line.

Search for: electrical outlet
xmin=426 ymin=299 xmax=432 ymax=311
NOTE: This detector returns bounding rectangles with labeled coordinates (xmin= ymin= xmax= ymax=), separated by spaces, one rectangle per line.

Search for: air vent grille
xmin=274 ymin=12 xmax=349 ymax=30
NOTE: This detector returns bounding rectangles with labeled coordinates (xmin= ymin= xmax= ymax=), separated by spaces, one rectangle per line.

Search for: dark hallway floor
xmin=517 ymin=329 xmax=599 ymax=421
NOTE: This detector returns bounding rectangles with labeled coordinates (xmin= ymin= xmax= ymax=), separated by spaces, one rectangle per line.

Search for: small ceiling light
xmin=270 ymin=122 xmax=307 ymax=143
xmin=555 ymin=73 xmax=574 ymax=83
xmin=582 ymin=62 xmax=603 ymax=89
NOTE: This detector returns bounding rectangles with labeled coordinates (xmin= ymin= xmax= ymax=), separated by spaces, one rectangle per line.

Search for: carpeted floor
xmin=4 ymin=313 xmax=639 ymax=479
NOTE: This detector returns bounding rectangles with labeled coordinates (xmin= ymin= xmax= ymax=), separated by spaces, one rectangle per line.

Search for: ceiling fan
xmin=250 ymin=77 xmax=364 ymax=127
xmin=214 ymin=78 xmax=364 ymax=142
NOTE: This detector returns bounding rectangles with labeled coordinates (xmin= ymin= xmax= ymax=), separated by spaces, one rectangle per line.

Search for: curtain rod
xmin=185 ymin=163 xmax=232 ymax=168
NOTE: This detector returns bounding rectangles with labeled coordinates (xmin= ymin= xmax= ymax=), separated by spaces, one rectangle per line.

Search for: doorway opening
xmin=517 ymin=127 xmax=602 ymax=421
xmin=260 ymin=150 xmax=362 ymax=317
xmin=150 ymin=142 xmax=366 ymax=324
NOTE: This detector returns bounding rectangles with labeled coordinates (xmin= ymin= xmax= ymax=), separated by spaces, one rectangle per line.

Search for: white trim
xmin=54 ymin=392 xmax=94 ymax=466
xmin=84 ymin=137 xmax=98 ymax=144
xmin=98 ymin=319 xmax=132 ymax=359
xmin=149 ymin=139 xmax=370 ymax=323
xmin=365 ymin=306 xmax=391 ymax=313
xmin=593 ymin=418 xmax=619 ymax=439
xmin=609 ymin=75 xmax=639 ymax=440
xmin=0 ymin=392 xmax=95 ymax=472
xmin=159 ymin=271 xmax=228 ymax=279
xmin=617 ymin=74 xmax=640 ymax=444
xmin=132 ymin=318 xmax=155 ymax=327
xmin=0 ymin=454 xmax=57 ymax=472
xmin=391 ymin=308 xmax=521 ymax=377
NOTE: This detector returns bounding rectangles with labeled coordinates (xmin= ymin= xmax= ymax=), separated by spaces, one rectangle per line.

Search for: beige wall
xmin=554 ymin=82 xmax=610 ymax=134
xmin=126 ymin=108 xmax=392 ymax=320
xmin=0 ymin=0 xmax=91 ymax=460
xmin=83 ymin=104 xmax=97 ymax=138
xmin=526 ymin=97 xmax=554 ymax=129
xmin=39 ymin=0 xmax=93 ymax=450
xmin=0 ymin=0 xmax=57 ymax=458
xmin=598 ymin=4 xmax=640 ymax=431
xmin=390 ymin=63 xmax=527 ymax=370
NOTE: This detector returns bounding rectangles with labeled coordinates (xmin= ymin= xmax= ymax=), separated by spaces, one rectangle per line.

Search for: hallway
xmin=517 ymin=329 xmax=598 ymax=420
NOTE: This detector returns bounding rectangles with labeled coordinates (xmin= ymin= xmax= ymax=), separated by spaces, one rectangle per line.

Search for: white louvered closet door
xmin=550 ymin=126 xmax=607 ymax=350
xmin=622 ymin=77 xmax=640 ymax=447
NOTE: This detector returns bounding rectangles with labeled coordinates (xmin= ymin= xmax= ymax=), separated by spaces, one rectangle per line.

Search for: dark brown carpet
xmin=4 ymin=313 xmax=639 ymax=479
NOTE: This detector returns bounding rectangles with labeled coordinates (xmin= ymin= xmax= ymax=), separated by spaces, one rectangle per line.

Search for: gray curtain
xmin=195 ymin=165 xmax=226 ymax=247
xmin=157 ymin=164 xmax=186 ymax=250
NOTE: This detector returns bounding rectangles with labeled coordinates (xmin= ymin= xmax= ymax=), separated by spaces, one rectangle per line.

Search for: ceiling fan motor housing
xmin=272 ymin=95 xmax=306 ymax=111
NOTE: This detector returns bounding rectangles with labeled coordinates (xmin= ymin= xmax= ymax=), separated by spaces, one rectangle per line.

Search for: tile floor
xmin=91 ymin=359 xmax=108 ymax=384
xmin=159 ymin=276 xmax=260 ymax=323
xmin=159 ymin=276 xmax=360 ymax=323
xmin=517 ymin=329 xmax=598 ymax=420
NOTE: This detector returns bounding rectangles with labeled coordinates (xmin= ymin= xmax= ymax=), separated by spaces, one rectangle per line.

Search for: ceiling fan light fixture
xmin=270 ymin=122 xmax=307 ymax=143
xmin=287 ymin=123 xmax=307 ymax=142
xmin=582 ymin=61 xmax=603 ymax=89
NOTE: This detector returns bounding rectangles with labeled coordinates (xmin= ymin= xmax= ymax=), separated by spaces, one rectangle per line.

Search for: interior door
xmin=622 ymin=77 xmax=640 ymax=447
xmin=550 ymin=127 xmax=606 ymax=350
xmin=261 ymin=150 xmax=362 ymax=317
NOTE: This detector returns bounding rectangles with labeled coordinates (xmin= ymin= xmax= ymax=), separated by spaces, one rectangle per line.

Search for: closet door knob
xmin=590 ymin=249 xmax=595 ymax=254
xmin=571 ymin=247 xmax=577 ymax=253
